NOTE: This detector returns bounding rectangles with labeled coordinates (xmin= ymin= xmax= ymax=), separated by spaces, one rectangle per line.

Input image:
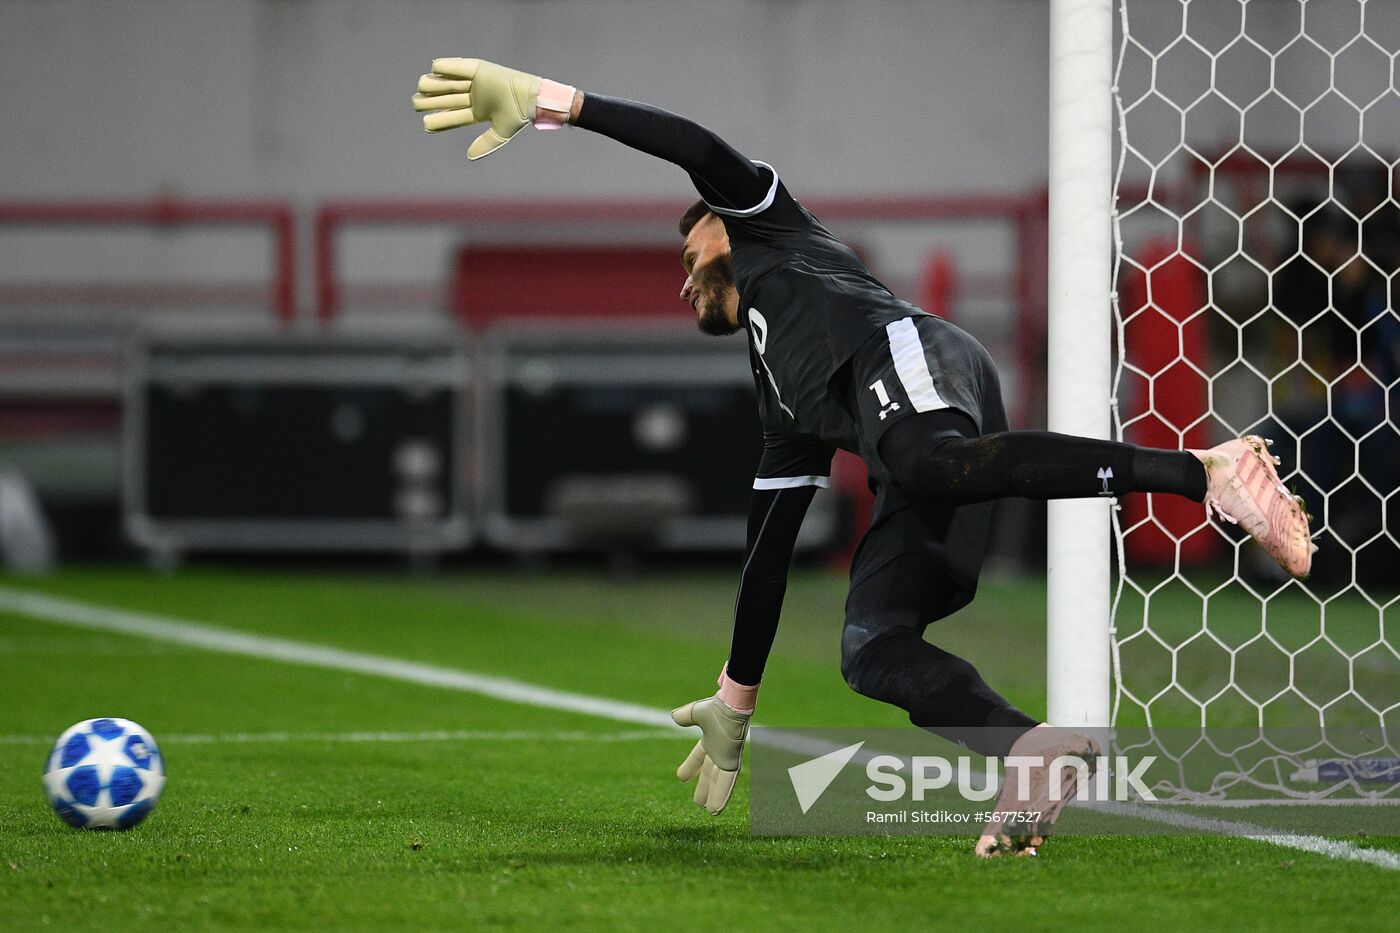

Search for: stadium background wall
xmin=0 ymin=1 xmax=1053 ymax=201
xmin=0 ymin=0 xmax=1371 ymax=568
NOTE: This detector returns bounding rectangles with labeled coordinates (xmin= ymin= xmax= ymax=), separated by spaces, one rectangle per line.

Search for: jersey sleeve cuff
xmin=704 ymin=161 xmax=779 ymax=218
xmin=753 ymin=474 xmax=830 ymax=490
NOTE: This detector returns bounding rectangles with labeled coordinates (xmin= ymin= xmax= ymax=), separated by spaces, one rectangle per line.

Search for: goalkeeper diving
xmin=411 ymin=58 xmax=1316 ymax=857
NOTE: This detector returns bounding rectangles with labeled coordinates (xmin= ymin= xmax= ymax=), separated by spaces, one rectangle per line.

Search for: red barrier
xmin=453 ymin=245 xmax=690 ymax=327
xmin=1120 ymin=239 xmax=1218 ymax=564
xmin=1012 ymin=188 xmax=1050 ymax=428
xmin=919 ymin=251 xmax=957 ymax=321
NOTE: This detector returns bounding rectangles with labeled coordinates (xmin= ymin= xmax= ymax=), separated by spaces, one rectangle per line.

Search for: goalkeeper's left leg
xmin=840 ymin=553 xmax=1039 ymax=758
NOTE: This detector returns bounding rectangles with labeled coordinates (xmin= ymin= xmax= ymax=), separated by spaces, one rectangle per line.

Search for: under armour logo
xmin=878 ymin=401 xmax=902 ymax=420
xmin=1097 ymin=467 xmax=1114 ymax=496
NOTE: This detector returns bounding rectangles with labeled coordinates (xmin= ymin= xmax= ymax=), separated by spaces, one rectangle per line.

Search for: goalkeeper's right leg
xmin=877 ymin=409 xmax=1210 ymax=504
xmin=877 ymin=412 xmax=1314 ymax=579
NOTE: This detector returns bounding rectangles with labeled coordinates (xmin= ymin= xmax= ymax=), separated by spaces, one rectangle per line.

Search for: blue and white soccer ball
xmin=43 ymin=718 xmax=165 ymax=830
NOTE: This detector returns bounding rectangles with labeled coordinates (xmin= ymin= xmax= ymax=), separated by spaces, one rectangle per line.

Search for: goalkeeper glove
xmin=412 ymin=57 xmax=575 ymax=160
xmin=671 ymin=693 xmax=752 ymax=816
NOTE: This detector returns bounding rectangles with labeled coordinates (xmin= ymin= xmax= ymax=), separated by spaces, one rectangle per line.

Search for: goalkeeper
xmin=412 ymin=59 xmax=1315 ymax=856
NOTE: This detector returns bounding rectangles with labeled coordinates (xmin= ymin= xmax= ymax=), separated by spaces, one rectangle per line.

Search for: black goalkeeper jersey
xmin=571 ymin=91 xmax=978 ymax=687
xmin=704 ymin=162 xmax=926 ymax=485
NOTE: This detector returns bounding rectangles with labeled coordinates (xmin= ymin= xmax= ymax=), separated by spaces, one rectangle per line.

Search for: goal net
xmin=1111 ymin=0 xmax=1399 ymax=800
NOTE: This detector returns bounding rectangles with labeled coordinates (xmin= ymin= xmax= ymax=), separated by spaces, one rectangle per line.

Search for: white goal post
xmin=1047 ymin=0 xmax=1114 ymax=728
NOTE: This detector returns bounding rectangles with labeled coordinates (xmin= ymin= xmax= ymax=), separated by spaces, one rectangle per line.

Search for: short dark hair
xmin=678 ymin=199 xmax=714 ymax=237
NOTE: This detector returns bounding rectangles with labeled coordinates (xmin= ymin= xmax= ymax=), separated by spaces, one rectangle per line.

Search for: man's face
xmin=679 ymin=214 xmax=741 ymax=336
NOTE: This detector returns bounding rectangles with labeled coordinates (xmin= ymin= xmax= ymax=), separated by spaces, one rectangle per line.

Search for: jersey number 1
xmin=869 ymin=379 xmax=901 ymax=420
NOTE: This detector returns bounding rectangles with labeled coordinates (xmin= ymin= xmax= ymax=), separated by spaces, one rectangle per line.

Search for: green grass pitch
xmin=1 ymin=567 xmax=1396 ymax=930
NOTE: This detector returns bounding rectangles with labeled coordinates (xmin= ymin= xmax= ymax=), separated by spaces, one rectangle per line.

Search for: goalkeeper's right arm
xmin=412 ymin=57 xmax=771 ymax=211
xmin=669 ymin=483 xmax=815 ymax=815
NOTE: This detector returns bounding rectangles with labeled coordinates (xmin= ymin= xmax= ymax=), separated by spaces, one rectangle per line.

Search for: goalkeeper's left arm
xmin=412 ymin=57 xmax=773 ymax=213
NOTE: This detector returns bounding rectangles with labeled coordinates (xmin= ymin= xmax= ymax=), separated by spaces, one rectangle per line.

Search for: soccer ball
xmin=43 ymin=718 xmax=165 ymax=830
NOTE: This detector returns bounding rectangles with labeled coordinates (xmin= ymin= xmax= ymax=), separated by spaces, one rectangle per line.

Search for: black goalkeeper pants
xmin=841 ymin=553 xmax=1039 ymax=757
xmin=838 ymin=410 xmax=1209 ymax=758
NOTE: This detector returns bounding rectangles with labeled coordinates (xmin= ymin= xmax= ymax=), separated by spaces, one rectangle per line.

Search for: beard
xmin=694 ymin=255 xmax=740 ymax=336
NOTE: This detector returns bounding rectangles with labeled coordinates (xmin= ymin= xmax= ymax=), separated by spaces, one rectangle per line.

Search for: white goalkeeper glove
xmin=412 ymin=57 xmax=576 ymax=160
xmin=671 ymin=693 xmax=752 ymax=816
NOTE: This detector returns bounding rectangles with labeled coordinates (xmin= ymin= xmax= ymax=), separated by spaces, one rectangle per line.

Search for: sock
xmin=1132 ymin=447 xmax=1208 ymax=500
xmin=879 ymin=413 xmax=1210 ymax=504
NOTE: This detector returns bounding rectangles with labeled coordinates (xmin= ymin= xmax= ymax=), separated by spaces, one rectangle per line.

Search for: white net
xmin=1111 ymin=0 xmax=1399 ymax=800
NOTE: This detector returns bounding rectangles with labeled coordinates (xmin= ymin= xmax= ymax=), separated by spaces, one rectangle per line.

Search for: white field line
xmin=0 ymin=585 xmax=1395 ymax=871
xmin=0 ymin=728 xmax=673 ymax=746
xmin=1085 ymin=801 xmax=1400 ymax=871
xmin=0 ymin=587 xmax=678 ymax=730
xmin=1141 ymin=797 xmax=1400 ymax=808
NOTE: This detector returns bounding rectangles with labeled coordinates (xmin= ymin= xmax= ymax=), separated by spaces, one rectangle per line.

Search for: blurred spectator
xmin=1268 ymin=187 xmax=1400 ymax=583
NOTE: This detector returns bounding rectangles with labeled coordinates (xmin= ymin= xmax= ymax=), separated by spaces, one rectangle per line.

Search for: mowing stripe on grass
xmin=2 ymin=584 xmax=1396 ymax=871
xmin=0 ymin=586 xmax=678 ymax=730
xmin=0 ymin=728 xmax=674 ymax=746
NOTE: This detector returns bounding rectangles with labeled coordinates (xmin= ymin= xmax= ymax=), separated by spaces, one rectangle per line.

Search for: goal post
xmin=1046 ymin=0 xmax=1115 ymax=728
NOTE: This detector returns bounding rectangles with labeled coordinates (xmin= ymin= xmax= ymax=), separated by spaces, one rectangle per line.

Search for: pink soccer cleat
xmin=974 ymin=726 xmax=1100 ymax=859
xmin=1192 ymin=435 xmax=1316 ymax=579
